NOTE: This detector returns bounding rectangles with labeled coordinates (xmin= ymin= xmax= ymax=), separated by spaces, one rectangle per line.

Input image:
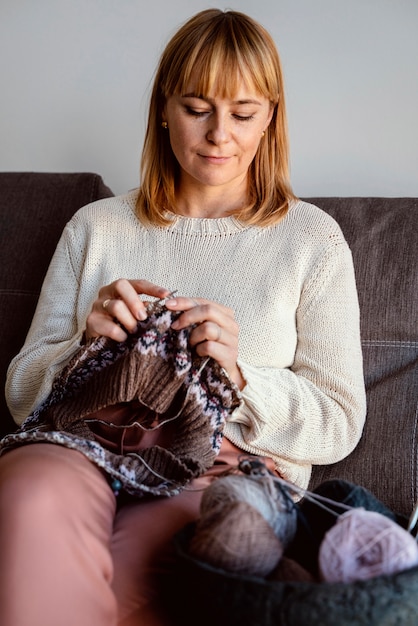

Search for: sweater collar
xmin=124 ymin=190 xmax=249 ymax=235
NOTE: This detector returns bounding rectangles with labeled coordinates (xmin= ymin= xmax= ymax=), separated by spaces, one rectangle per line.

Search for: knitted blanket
xmin=0 ymin=300 xmax=241 ymax=497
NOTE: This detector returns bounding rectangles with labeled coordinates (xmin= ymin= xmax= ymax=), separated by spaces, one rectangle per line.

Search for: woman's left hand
xmin=165 ymin=296 xmax=245 ymax=390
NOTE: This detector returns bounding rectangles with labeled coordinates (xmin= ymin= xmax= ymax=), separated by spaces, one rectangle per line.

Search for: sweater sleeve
xmin=5 ymin=221 xmax=87 ymax=425
xmin=224 ymin=239 xmax=367 ymax=482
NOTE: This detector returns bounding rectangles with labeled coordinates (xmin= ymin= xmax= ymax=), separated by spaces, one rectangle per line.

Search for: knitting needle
xmin=407 ymin=500 xmax=418 ymax=538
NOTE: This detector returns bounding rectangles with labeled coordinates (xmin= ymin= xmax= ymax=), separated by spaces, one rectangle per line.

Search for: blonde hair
xmin=136 ymin=9 xmax=296 ymax=227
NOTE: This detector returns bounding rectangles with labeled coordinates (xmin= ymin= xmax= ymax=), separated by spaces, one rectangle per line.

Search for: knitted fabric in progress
xmin=0 ymin=302 xmax=241 ymax=497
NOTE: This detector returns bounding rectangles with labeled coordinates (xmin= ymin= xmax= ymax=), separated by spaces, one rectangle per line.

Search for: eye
xmin=233 ymin=114 xmax=255 ymax=122
xmin=185 ymin=106 xmax=210 ymax=117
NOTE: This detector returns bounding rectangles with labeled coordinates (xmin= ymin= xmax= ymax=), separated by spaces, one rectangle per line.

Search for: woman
xmin=0 ymin=9 xmax=366 ymax=626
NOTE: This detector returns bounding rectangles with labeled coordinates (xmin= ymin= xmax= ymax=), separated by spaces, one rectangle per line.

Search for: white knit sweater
xmin=6 ymin=191 xmax=366 ymax=489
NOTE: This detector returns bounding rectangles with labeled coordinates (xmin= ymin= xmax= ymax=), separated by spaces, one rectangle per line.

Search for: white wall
xmin=1 ymin=0 xmax=417 ymax=197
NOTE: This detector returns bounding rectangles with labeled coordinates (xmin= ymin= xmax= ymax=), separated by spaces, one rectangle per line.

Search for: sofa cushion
xmin=305 ymin=197 xmax=417 ymax=342
xmin=307 ymin=198 xmax=418 ymax=516
xmin=0 ymin=172 xmax=114 ymax=437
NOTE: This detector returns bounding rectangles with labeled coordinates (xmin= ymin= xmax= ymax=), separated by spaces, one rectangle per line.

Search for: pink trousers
xmin=0 ymin=438 xmax=272 ymax=626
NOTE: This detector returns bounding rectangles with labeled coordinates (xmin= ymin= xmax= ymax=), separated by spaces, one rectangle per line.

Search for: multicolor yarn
xmin=0 ymin=299 xmax=241 ymax=497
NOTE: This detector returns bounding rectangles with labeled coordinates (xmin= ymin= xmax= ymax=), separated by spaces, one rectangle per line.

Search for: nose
xmin=206 ymin=112 xmax=231 ymax=145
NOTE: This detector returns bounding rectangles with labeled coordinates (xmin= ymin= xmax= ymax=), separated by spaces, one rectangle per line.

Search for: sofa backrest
xmin=307 ymin=197 xmax=418 ymax=516
xmin=0 ymin=172 xmax=114 ymax=436
xmin=1 ymin=178 xmax=417 ymax=515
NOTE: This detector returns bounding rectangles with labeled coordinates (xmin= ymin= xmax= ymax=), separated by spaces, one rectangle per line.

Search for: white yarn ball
xmin=319 ymin=508 xmax=418 ymax=584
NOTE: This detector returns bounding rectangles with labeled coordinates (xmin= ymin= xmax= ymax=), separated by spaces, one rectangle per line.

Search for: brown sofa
xmin=0 ymin=172 xmax=417 ymax=517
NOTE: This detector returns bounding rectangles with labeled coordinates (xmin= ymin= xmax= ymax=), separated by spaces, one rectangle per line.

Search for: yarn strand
xmin=271 ymin=474 xmax=354 ymax=518
xmin=238 ymin=456 xmax=354 ymax=518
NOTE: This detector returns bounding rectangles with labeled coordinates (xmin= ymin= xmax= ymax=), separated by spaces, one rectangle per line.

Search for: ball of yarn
xmin=189 ymin=500 xmax=283 ymax=577
xmin=319 ymin=508 xmax=418 ymax=583
xmin=268 ymin=556 xmax=317 ymax=583
xmin=199 ymin=473 xmax=297 ymax=549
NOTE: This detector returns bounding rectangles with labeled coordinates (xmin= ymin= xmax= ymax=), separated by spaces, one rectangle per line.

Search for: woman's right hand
xmin=85 ymin=279 xmax=171 ymax=342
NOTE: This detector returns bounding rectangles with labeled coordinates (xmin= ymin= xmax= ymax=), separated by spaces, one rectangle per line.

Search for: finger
xmin=92 ymin=316 xmax=130 ymax=343
xmin=193 ymin=333 xmax=241 ymax=381
xmin=165 ymin=297 xmax=243 ymax=389
xmin=165 ymin=296 xmax=202 ymax=313
xmin=194 ymin=337 xmax=232 ymax=361
xmin=192 ymin=331 xmax=245 ymax=390
xmin=166 ymin=296 xmax=235 ymax=316
xmin=166 ymin=298 xmax=235 ymax=330
xmin=107 ymin=279 xmax=170 ymax=321
xmin=130 ymin=280 xmax=171 ymax=302
xmin=85 ymin=304 xmax=130 ymax=342
xmin=99 ymin=297 xmax=140 ymax=334
xmin=188 ymin=321 xmax=225 ymax=348
xmin=86 ymin=279 xmax=171 ymax=341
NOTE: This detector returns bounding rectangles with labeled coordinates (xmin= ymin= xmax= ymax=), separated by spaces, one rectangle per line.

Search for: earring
xmin=161 ymin=121 xmax=168 ymax=129
xmin=261 ymin=130 xmax=266 ymax=137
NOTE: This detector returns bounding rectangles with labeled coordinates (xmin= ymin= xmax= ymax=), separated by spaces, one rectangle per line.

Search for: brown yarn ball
xmin=189 ymin=500 xmax=283 ymax=577
xmin=199 ymin=473 xmax=297 ymax=549
xmin=268 ymin=556 xmax=317 ymax=583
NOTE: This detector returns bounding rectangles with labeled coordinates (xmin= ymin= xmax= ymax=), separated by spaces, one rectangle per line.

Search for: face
xmin=163 ymin=83 xmax=273 ymax=201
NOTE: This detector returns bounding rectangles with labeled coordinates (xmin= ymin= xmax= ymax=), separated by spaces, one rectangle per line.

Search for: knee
xmin=0 ymin=446 xmax=71 ymax=520
xmin=0 ymin=444 xmax=114 ymax=524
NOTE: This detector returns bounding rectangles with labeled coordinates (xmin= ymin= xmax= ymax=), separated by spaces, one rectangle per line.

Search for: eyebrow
xmin=181 ymin=92 xmax=263 ymax=106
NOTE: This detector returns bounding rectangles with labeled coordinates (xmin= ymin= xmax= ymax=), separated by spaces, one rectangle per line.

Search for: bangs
xmin=161 ymin=12 xmax=280 ymax=103
xmin=179 ymin=49 xmax=272 ymax=100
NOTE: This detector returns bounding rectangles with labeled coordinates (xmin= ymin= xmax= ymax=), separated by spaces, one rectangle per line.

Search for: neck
xmin=174 ymin=178 xmax=248 ymax=219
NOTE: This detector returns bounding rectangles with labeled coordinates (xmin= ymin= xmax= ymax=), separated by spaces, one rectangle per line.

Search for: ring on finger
xmin=102 ymin=298 xmax=112 ymax=311
xmin=215 ymin=324 xmax=222 ymax=342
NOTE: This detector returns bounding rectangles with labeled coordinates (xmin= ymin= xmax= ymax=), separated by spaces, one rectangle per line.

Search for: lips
xmin=200 ymin=154 xmax=231 ymax=164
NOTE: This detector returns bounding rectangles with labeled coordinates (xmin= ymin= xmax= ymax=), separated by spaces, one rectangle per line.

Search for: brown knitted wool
xmin=43 ymin=304 xmax=196 ymax=431
xmin=45 ymin=348 xmax=192 ymax=438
